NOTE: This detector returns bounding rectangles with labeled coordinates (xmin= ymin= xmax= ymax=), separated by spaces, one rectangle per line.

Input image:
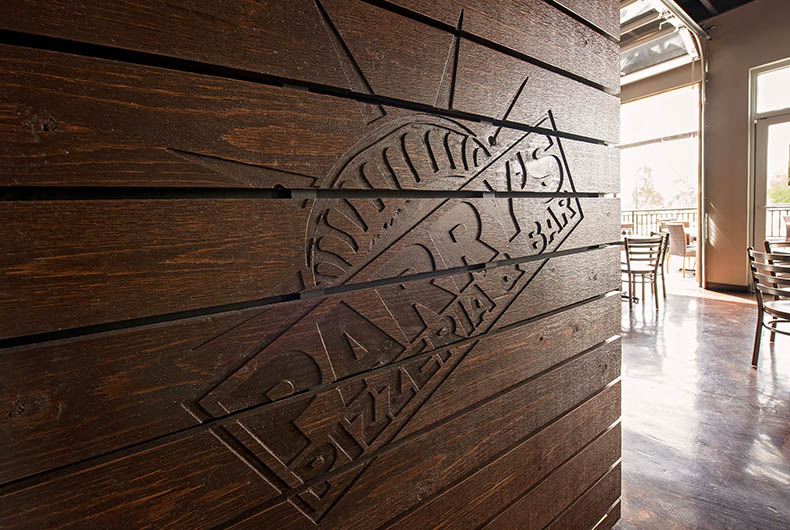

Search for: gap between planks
xmin=0 ymin=244 xmax=620 ymax=350
xmin=0 ymin=28 xmax=615 ymax=145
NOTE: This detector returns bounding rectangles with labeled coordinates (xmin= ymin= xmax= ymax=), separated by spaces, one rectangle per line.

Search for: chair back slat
xmin=748 ymin=248 xmax=790 ymax=301
xmin=752 ymin=271 xmax=790 ymax=287
xmin=765 ymin=240 xmax=790 ymax=253
xmin=624 ymin=236 xmax=663 ymax=274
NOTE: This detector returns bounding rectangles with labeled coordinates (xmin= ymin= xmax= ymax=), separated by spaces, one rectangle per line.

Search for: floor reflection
xmin=614 ymin=272 xmax=790 ymax=530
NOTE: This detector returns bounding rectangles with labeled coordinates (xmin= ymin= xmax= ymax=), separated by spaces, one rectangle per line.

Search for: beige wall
xmin=704 ymin=0 xmax=790 ymax=287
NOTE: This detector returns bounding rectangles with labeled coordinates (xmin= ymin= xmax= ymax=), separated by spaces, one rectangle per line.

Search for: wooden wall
xmin=0 ymin=1 xmax=621 ymax=528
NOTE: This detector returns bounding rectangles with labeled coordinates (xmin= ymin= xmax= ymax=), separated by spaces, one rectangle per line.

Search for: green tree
xmin=767 ymin=171 xmax=790 ymax=205
xmin=632 ymin=167 xmax=664 ymax=209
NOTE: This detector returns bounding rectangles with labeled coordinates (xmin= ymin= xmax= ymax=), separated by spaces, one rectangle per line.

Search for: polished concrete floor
xmin=614 ymin=270 xmax=790 ymax=530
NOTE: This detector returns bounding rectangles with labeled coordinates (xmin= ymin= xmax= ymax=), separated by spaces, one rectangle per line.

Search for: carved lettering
xmin=317 ymin=302 xmax=405 ymax=380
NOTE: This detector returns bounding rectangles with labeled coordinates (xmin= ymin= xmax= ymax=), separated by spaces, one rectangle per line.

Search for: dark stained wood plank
xmin=545 ymin=467 xmax=622 ymax=530
xmin=0 ymin=44 xmax=368 ymax=187
xmin=0 ymin=341 xmax=619 ymax=529
xmin=387 ymin=0 xmax=619 ymax=91
xmin=0 ymin=0 xmax=351 ymax=88
xmin=495 ymin=247 xmax=621 ymax=329
xmin=594 ymin=501 xmax=621 ymax=530
xmin=0 ymin=432 xmax=278 ymax=529
xmin=320 ymin=1 xmax=618 ymax=142
xmin=0 ymin=0 xmax=617 ymax=99
xmin=483 ymin=430 xmax=621 ymax=529
xmin=394 ymin=294 xmax=619 ymax=439
xmin=0 ymin=197 xmax=619 ymax=339
xmin=201 ymin=342 xmax=622 ymax=529
xmin=552 ymin=0 xmax=620 ymax=40
xmin=454 ymin=38 xmax=619 ymax=143
xmin=0 ymin=44 xmax=617 ymax=188
xmin=385 ymin=383 xmax=621 ymax=530
xmin=0 ymin=250 xmax=618 ymax=484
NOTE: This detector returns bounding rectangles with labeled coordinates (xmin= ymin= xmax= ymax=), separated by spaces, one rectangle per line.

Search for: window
xmin=756 ymin=65 xmax=790 ymax=114
xmin=620 ymin=85 xmax=700 ymax=214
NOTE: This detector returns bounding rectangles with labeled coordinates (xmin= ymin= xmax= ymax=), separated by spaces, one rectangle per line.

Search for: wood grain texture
xmin=386 ymin=383 xmax=621 ymax=530
xmin=0 ymin=0 xmax=617 ymax=93
xmin=545 ymin=466 xmax=622 ymax=530
xmin=483 ymin=427 xmax=620 ymax=529
xmin=0 ymin=0 xmax=620 ymax=526
xmin=0 ymin=339 xmax=619 ymax=529
xmin=552 ymin=0 xmax=620 ymax=39
xmin=0 ymin=197 xmax=619 ymax=338
xmin=0 ymin=432 xmax=277 ymax=529
xmin=454 ymin=39 xmax=618 ymax=143
xmin=0 ymin=250 xmax=619 ymax=484
xmin=0 ymin=0 xmax=351 ymax=88
xmin=387 ymin=0 xmax=619 ymax=91
xmin=225 ymin=355 xmax=620 ymax=529
xmin=0 ymin=44 xmax=617 ymax=188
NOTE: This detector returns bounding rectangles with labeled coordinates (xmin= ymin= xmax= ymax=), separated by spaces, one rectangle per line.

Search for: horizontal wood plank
xmin=393 ymin=294 xmax=620 ymax=440
xmin=0 ymin=197 xmax=619 ymax=338
xmin=592 ymin=500 xmax=621 ymax=530
xmin=0 ymin=432 xmax=278 ymax=529
xmin=484 ymin=426 xmax=621 ymax=529
xmin=0 ymin=253 xmax=618 ymax=484
xmin=552 ymin=0 xmax=620 ymax=39
xmin=385 ymin=383 xmax=621 ymax=530
xmin=0 ymin=341 xmax=619 ymax=529
xmin=0 ymin=44 xmax=617 ymax=188
xmin=454 ymin=38 xmax=619 ymax=143
xmin=223 ymin=341 xmax=622 ymax=528
xmin=545 ymin=466 xmax=622 ymax=530
xmin=0 ymin=0 xmax=618 ymax=95
xmin=387 ymin=0 xmax=619 ymax=91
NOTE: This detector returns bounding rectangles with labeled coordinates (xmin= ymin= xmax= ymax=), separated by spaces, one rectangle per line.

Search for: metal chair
xmin=651 ymin=231 xmax=669 ymax=299
xmin=765 ymin=240 xmax=790 ymax=254
xmin=748 ymin=248 xmax=790 ymax=367
xmin=666 ymin=222 xmax=696 ymax=277
xmin=622 ymin=235 xmax=664 ymax=310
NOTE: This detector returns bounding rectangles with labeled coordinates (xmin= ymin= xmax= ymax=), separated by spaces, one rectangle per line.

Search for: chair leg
xmin=770 ymin=320 xmax=776 ymax=343
xmin=752 ymin=310 xmax=763 ymax=368
xmin=683 ymin=255 xmax=686 ymax=278
xmin=661 ymin=269 xmax=667 ymax=298
xmin=641 ymin=275 xmax=645 ymax=303
xmin=628 ymin=274 xmax=634 ymax=310
xmin=653 ymin=275 xmax=659 ymax=310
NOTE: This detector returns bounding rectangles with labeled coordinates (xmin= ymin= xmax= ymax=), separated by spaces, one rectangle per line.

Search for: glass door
xmin=754 ymin=114 xmax=790 ymax=249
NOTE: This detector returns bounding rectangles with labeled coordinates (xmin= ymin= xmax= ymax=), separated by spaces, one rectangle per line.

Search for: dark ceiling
xmin=674 ymin=0 xmax=756 ymax=23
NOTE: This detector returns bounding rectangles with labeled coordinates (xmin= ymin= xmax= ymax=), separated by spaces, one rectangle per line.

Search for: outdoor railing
xmin=621 ymin=207 xmax=696 ymax=235
xmin=767 ymin=204 xmax=790 ymax=240
xmin=621 ymin=205 xmax=790 ymax=239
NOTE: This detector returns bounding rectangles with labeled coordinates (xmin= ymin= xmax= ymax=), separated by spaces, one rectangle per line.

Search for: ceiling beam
xmin=698 ymin=0 xmax=720 ymax=16
xmin=621 ymin=10 xmax=662 ymax=35
xmin=620 ymin=25 xmax=676 ymax=51
xmin=658 ymin=0 xmax=711 ymax=40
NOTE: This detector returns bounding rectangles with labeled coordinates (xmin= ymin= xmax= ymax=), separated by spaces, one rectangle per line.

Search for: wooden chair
xmin=666 ymin=222 xmax=696 ymax=277
xmin=748 ymin=248 xmax=790 ymax=367
xmin=620 ymin=222 xmax=633 ymax=236
xmin=622 ymin=235 xmax=664 ymax=310
xmin=651 ymin=231 xmax=669 ymax=299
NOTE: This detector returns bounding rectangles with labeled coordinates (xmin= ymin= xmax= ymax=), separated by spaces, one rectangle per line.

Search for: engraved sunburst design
xmin=174 ymin=1 xmax=585 ymax=524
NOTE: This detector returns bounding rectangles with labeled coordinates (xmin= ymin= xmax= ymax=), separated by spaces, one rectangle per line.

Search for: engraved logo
xmin=181 ymin=1 xmax=585 ymax=523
